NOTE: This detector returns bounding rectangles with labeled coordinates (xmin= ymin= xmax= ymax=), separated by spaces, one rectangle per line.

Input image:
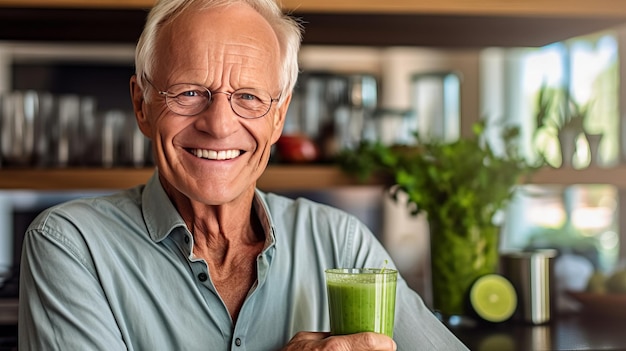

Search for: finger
xmin=327 ymin=332 xmax=397 ymax=351
xmin=289 ymin=331 xmax=330 ymax=343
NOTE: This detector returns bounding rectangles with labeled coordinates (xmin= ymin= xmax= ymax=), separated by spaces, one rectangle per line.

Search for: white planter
xmin=558 ymin=129 xmax=580 ymax=168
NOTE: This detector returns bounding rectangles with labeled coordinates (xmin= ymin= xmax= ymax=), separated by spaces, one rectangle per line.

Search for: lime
xmin=470 ymin=274 xmax=517 ymax=323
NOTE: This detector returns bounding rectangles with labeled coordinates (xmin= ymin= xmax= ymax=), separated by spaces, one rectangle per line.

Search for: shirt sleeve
xmin=18 ymin=214 xmax=128 ymax=351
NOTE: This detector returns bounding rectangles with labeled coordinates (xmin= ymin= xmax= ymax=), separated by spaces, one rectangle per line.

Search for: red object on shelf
xmin=275 ymin=134 xmax=320 ymax=163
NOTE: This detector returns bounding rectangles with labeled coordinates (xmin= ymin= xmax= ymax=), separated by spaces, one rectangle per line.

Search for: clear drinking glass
xmin=325 ymin=268 xmax=398 ymax=338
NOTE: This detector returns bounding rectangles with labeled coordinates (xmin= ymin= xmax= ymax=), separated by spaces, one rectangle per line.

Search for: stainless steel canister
xmin=500 ymin=249 xmax=557 ymax=324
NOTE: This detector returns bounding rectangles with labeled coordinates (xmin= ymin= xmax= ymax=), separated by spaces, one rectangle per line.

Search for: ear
xmin=129 ymin=75 xmax=152 ymax=139
xmin=270 ymin=93 xmax=292 ymax=145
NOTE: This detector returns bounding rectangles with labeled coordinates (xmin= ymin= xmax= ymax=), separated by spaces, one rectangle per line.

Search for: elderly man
xmin=18 ymin=0 xmax=468 ymax=350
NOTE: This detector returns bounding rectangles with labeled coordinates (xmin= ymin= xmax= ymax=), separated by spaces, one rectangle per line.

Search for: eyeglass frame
xmin=142 ymin=75 xmax=280 ymax=119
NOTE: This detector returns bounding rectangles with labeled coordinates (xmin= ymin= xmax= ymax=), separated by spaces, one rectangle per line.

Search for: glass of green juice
xmin=325 ymin=268 xmax=398 ymax=338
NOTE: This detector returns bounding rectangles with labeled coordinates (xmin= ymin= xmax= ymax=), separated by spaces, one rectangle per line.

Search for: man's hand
xmin=282 ymin=331 xmax=397 ymax=351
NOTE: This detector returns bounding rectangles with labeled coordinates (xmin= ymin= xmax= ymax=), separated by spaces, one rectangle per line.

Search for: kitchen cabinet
xmin=1 ymin=0 xmax=626 ymax=46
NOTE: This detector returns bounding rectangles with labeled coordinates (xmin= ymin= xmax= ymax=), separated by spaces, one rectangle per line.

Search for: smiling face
xmin=130 ymin=3 xmax=289 ymax=207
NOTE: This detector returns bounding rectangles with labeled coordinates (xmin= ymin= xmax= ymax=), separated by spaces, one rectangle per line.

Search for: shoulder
xmin=257 ymin=190 xmax=375 ymax=253
xmin=27 ymin=186 xmax=144 ymax=244
xmin=259 ymin=191 xmax=363 ymax=228
xmin=257 ymin=190 xmax=393 ymax=271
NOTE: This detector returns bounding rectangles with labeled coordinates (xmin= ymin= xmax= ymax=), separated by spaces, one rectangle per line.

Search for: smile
xmin=189 ymin=148 xmax=242 ymax=160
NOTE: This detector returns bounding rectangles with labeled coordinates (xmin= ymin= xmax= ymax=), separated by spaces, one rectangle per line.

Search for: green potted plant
xmin=533 ymin=85 xmax=597 ymax=167
xmin=337 ymin=120 xmax=540 ymax=318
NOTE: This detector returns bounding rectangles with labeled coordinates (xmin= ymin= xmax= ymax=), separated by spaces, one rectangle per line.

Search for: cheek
xmin=263 ymin=119 xmax=282 ymax=146
xmin=268 ymin=111 xmax=285 ymax=144
xmin=245 ymin=120 xmax=277 ymax=154
xmin=138 ymin=103 xmax=164 ymax=137
xmin=149 ymin=108 xmax=188 ymax=139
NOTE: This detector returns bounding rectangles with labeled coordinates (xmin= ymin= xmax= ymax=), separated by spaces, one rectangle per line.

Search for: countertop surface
xmin=0 ymin=323 xmax=16 ymax=351
xmin=450 ymin=312 xmax=626 ymax=351
xmin=1 ymin=306 xmax=624 ymax=350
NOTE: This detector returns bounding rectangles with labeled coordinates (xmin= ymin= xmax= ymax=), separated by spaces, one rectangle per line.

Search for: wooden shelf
xmin=0 ymin=166 xmax=369 ymax=192
xmin=0 ymin=1 xmax=625 ymax=47
xmin=2 ymin=165 xmax=626 ymax=192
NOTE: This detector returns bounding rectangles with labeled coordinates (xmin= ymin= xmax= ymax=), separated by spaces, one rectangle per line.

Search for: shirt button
xmin=235 ymin=338 xmax=242 ymax=346
xmin=197 ymin=273 xmax=208 ymax=282
xmin=184 ymin=236 xmax=190 ymax=244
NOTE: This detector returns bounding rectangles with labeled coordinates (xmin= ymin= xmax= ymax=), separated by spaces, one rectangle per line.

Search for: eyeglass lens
xmin=163 ymin=83 xmax=274 ymax=118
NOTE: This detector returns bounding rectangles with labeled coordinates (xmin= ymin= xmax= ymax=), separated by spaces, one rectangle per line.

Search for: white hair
xmin=134 ymin=0 xmax=303 ymax=106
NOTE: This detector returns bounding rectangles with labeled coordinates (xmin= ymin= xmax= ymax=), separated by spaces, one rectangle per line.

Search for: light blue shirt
xmin=19 ymin=171 xmax=468 ymax=350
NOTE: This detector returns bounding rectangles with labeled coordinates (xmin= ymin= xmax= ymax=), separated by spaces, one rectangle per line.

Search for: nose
xmin=193 ymin=93 xmax=239 ymax=137
xmin=210 ymin=91 xmax=232 ymax=102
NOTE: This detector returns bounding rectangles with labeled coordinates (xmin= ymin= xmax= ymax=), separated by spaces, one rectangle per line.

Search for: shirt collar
xmin=141 ymin=170 xmax=276 ymax=247
xmin=253 ymin=189 xmax=276 ymax=249
xmin=142 ymin=171 xmax=187 ymax=242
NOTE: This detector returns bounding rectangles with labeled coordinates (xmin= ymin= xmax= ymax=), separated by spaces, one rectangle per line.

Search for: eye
xmin=180 ymin=90 xmax=198 ymax=97
xmin=166 ymin=84 xmax=208 ymax=99
xmin=235 ymin=91 xmax=260 ymax=102
xmin=177 ymin=88 xmax=207 ymax=98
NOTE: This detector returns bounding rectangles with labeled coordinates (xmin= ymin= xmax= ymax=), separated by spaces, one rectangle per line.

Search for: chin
xmin=187 ymin=179 xmax=256 ymax=206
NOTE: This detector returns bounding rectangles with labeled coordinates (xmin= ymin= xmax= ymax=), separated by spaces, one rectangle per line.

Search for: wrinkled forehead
xmin=153 ymin=3 xmax=281 ymax=81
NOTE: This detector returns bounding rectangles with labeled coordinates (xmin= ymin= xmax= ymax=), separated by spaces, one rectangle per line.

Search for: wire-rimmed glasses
xmin=144 ymin=78 xmax=279 ymax=119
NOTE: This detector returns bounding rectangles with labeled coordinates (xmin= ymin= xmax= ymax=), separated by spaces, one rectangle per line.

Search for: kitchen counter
xmin=1 ymin=305 xmax=624 ymax=350
xmin=449 ymin=312 xmax=626 ymax=351
xmin=0 ymin=322 xmax=16 ymax=351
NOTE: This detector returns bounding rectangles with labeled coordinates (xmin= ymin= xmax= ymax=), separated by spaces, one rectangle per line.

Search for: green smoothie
xmin=325 ymin=268 xmax=397 ymax=338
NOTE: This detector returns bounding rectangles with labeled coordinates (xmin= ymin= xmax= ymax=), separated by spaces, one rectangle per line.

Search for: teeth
xmin=191 ymin=149 xmax=241 ymax=160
